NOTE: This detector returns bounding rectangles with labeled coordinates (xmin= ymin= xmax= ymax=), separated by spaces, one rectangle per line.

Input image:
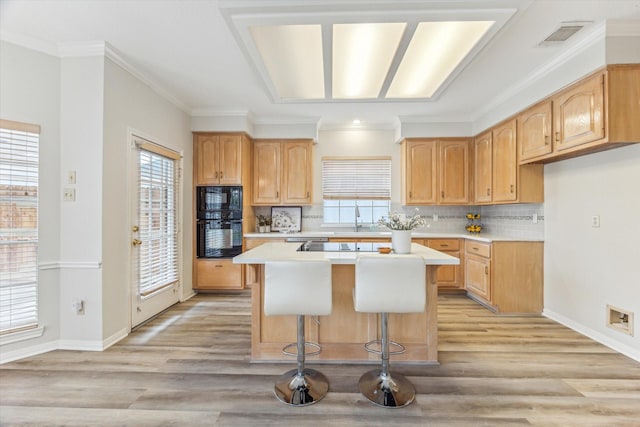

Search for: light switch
xmin=591 ymin=215 xmax=600 ymax=228
xmin=67 ymin=170 xmax=76 ymax=184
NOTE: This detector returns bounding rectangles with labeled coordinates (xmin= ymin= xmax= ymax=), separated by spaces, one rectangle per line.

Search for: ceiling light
xmin=352 ymin=119 xmax=361 ymax=124
xmin=333 ymin=23 xmax=406 ymax=99
xmin=250 ymin=24 xmax=325 ymax=99
xmin=386 ymin=21 xmax=494 ymax=98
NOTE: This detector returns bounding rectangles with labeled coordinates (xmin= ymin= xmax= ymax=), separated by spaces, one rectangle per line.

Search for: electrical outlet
xmin=533 ymin=213 xmax=538 ymax=223
xmin=591 ymin=215 xmax=600 ymax=228
xmin=72 ymin=299 xmax=85 ymax=315
xmin=63 ymin=188 xmax=76 ymax=202
xmin=433 ymin=214 xmax=438 ymax=222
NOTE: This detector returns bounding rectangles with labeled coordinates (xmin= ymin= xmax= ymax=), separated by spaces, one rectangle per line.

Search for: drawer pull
xmin=472 ymin=247 xmax=479 ymax=251
xmin=485 ymin=266 xmax=488 ymax=274
xmin=215 ymin=265 xmax=223 ymax=268
xmin=440 ymin=244 xmax=449 ymax=248
xmin=555 ymin=131 xmax=560 ymax=142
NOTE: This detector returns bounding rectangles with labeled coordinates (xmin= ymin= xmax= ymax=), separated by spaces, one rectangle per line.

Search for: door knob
xmin=132 ymin=239 xmax=143 ymax=247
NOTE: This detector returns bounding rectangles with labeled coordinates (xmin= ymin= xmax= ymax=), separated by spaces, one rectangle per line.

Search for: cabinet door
xmin=252 ymin=142 xmax=281 ymax=205
xmin=195 ymin=135 xmax=219 ymax=185
xmin=519 ymin=101 xmax=553 ymax=161
xmin=492 ymin=120 xmax=517 ymax=202
xmin=282 ymin=141 xmax=312 ymax=204
xmin=194 ymin=259 xmax=243 ymax=290
xmin=218 ymin=135 xmax=242 ymax=185
xmin=473 ymin=132 xmax=492 ymax=203
xmin=553 ymin=73 xmax=604 ymax=151
xmin=439 ymin=140 xmax=469 ymax=204
xmin=405 ymin=140 xmax=437 ymax=204
xmin=465 ymin=254 xmax=490 ymax=301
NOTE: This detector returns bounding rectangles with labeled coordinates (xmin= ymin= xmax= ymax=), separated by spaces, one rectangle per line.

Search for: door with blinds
xmin=130 ymin=135 xmax=181 ymax=328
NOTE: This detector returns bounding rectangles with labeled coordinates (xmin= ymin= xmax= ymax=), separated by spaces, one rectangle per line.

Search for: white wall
xmin=102 ymin=58 xmax=193 ymax=340
xmin=58 ymin=56 xmax=106 ymax=348
xmin=544 ymin=144 xmax=640 ymax=360
xmin=0 ymin=41 xmax=62 ymax=361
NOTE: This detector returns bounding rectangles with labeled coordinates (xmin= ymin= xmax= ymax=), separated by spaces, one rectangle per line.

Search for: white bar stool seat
xmin=354 ymin=254 xmax=426 ymax=408
xmin=264 ymin=259 xmax=332 ymax=406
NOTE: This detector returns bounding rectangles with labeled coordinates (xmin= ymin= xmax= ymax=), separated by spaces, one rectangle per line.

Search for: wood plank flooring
xmin=1 ymin=293 xmax=639 ymax=426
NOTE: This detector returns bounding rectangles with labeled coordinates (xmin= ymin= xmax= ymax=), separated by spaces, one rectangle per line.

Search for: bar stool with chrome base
xmin=354 ymin=254 xmax=426 ymax=408
xmin=264 ymin=259 xmax=332 ymax=406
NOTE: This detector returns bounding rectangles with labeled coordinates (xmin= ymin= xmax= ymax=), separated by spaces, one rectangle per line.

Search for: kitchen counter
xmin=233 ymin=242 xmax=458 ymax=364
xmin=243 ymin=230 xmax=543 ymax=242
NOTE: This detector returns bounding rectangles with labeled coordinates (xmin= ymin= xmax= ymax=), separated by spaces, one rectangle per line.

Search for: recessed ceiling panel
xmin=386 ymin=21 xmax=494 ymax=98
xmin=332 ymin=23 xmax=406 ymax=99
xmin=250 ymin=24 xmax=325 ymax=99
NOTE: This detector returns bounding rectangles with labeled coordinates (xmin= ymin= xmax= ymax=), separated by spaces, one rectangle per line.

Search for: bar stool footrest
xmin=364 ymin=339 xmax=406 ymax=356
xmin=282 ymin=341 xmax=322 ymax=357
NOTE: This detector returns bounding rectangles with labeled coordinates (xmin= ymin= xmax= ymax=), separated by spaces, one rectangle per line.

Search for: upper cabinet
xmin=252 ymin=139 xmax=313 ymax=205
xmin=473 ymin=119 xmax=544 ymax=205
xmin=402 ymin=138 xmax=470 ymax=205
xmin=194 ymin=133 xmax=250 ymax=186
xmin=520 ymin=64 xmax=640 ymax=164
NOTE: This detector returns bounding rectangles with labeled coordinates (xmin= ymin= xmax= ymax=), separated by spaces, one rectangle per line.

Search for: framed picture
xmin=271 ymin=206 xmax=302 ymax=232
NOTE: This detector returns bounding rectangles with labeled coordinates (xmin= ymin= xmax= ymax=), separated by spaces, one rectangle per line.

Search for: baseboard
xmin=543 ymin=308 xmax=640 ymax=363
xmin=0 ymin=341 xmax=58 ymax=364
xmin=58 ymin=327 xmax=128 ymax=352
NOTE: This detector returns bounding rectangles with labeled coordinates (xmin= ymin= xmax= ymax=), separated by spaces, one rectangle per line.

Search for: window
xmin=135 ymin=137 xmax=180 ymax=298
xmin=0 ymin=119 xmax=40 ymax=334
xmin=322 ymin=157 xmax=391 ymax=225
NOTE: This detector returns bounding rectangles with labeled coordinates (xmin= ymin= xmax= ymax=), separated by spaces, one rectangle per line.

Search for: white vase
xmin=391 ymin=230 xmax=412 ymax=254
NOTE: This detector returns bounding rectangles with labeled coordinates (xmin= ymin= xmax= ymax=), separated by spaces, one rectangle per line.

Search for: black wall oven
xmin=196 ymin=186 xmax=243 ymax=258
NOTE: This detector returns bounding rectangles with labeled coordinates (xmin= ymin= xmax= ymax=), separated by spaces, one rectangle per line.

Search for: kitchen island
xmin=233 ymin=241 xmax=459 ymax=364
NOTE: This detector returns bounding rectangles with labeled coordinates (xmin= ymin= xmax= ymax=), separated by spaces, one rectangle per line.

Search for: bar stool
xmin=264 ymin=259 xmax=332 ymax=406
xmin=354 ymin=254 xmax=426 ymax=408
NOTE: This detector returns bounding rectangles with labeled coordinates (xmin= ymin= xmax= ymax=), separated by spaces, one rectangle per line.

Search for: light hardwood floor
xmin=1 ymin=293 xmax=639 ymax=426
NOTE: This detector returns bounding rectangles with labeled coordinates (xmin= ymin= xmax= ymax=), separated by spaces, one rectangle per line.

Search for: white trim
xmin=39 ymin=261 xmax=102 ymax=270
xmin=543 ymin=308 xmax=640 ymax=363
xmin=0 ymin=30 xmax=59 ymax=57
xmin=57 ymin=40 xmax=106 ymax=58
xmin=471 ymin=21 xmax=606 ymax=123
xmin=0 ymin=340 xmax=57 ymax=365
xmin=0 ymin=326 xmax=45 ymax=346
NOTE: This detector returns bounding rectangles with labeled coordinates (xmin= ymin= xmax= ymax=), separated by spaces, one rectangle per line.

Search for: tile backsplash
xmin=254 ymin=203 xmax=544 ymax=239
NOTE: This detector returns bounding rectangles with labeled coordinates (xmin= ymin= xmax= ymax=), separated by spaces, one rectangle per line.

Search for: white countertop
xmin=233 ymin=242 xmax=460 ymax=265
xmin=243 ymin=230 xmax=543 ymax=242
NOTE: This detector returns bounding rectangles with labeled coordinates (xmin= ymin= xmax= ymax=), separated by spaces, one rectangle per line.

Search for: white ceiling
xmin=1 ymin=0 xmax=639 ymax=129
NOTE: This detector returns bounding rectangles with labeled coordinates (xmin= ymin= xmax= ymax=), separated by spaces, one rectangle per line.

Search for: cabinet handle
xmin=441 ymin=190 xmax=445 ymax=198
xmin=215 ymin=265 xmax=223 ymax=268
xmin=510 ymin=184 xmax=515 ymax=193
xmin=555 ymin=131 xmax=560 ymax=142
xmin=440 ymin=244 xmax=449 ymax=248
xmin=215 ymin=171 xmax=218 ymax=179
xmin=544 ymin=135 xmax=550 ymax=145
xmin=484 ymin=266 xmax=488 ymax=275
xmin=486 ymin=188 xmax=490 ymax=196
xmin=409 ymin=191 xmax=412 ymax=198
xmin=472 ymin=247 xmax=479 ymax=251
xmin=220 ymin=171 xmax=223 ymax=179
xmin=306 ymin=191 xmax=310 ymax=198
xmin=276 ymin=191 xmax=279 ymax=198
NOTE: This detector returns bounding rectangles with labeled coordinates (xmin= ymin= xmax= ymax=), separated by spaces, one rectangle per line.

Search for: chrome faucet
xmin=354 ymin=205 xmax=360 ymax=232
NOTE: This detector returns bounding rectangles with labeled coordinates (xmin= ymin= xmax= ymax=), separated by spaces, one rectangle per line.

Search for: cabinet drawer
xmin=427 ymin=239 xmax=460 ymax=251
xmin=195 ymin=259 xmax=242 ymax=289
xmin=465 ymin=240 xmax=491 ymax=258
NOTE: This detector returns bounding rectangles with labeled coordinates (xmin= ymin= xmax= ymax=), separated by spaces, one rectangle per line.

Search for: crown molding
xmin=57 ymin=40 xmax=106 ymax=57
xmin=471 ymin=20 xmax=606 ymax=123
xmin=0 ymin=30 xmax=58 ymax=57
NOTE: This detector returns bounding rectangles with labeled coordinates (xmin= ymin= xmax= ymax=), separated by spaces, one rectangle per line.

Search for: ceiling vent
xmin=539 ymin=21 xmax=591 ymax=46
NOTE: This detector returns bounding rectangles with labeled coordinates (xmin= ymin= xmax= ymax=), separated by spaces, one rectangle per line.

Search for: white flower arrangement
xmin=377 ymin=209 xmax=428 ymax=230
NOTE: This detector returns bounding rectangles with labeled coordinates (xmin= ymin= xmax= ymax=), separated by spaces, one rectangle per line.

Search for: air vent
xmin=539 ymin=21 xmax=591 ymax=46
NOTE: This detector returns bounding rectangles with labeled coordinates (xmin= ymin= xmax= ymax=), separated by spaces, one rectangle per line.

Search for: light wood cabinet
xmin=193 ymin=259 xmax=243 ymax=291
xmin=492 ymin=120 xmax=518 ymax=202
xmin=473 ymin=120 xmax=543 ymax=205
xmin=194 ymin=133 xmax=245 ymax=185
xmin=518 ymin=101 xmax=553 ymax=162
xmin=465 ymin=240 xmax=543 ymax=314
xmin=252 ymin=140 xmax=312 ymax=205
xmin=402 ymin=138 xmax=470 ymax=205
xmin=519 ymin=64 xmax=640 ymax=164
xmin=427 ymin=239 xmax=463 ymax=290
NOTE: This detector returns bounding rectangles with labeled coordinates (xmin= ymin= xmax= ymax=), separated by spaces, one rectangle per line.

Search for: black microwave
xmin=196 ymin=186 xmax=242 ymax=220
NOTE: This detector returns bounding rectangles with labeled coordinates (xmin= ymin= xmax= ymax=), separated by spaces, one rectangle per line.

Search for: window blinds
xmin=135 ymin=139 xmax=179 ymax=297
xmin=322 ymin=156 xmax=391 ymax=200
xmin=0 ymin=119 xmax=40 ymax=333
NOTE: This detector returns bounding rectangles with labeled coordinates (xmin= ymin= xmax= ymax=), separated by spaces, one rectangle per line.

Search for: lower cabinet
xmin=193 ymin=258 xmax=243 ymax=291
xmin=426 ymin=239 xmax=464 ymax=291
xmin=465 ymin=240 xmax=543 ymax=314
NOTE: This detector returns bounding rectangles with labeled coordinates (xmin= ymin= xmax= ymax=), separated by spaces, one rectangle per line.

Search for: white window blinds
xmin=322 ymin=157 xmax=391 ymax=200
xmin=0 ymin=119 xmax=40 ymax=333
xmin=135 ymin=138 xmax=180 ymax=297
